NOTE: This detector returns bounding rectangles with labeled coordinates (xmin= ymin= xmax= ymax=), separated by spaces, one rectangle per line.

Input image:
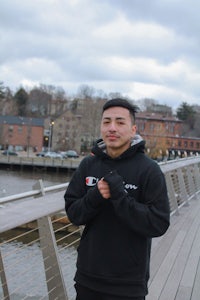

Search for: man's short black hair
xmin=102 ymin=98 xmax=138 ymax=121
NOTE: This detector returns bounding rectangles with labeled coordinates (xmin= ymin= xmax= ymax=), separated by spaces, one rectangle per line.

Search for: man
xmin=64 ymin=98 xmax=170 ymax=300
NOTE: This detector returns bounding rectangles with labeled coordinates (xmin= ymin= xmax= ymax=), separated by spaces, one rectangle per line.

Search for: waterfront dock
xmin=0 ymin=154 xmax=82 ymax=172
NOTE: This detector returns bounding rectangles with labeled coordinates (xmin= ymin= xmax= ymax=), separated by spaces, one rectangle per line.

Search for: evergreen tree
xmin=14 ymin=88 xmax=29 ymax=116
xmin=0 ymin=81 xmax=6 ymax=99
xmin=176 ymin=102 xmax=196 ymax=129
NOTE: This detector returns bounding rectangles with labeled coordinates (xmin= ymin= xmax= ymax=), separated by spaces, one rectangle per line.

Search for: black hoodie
xmin=64 ymin=136 xmax=170 ymax=297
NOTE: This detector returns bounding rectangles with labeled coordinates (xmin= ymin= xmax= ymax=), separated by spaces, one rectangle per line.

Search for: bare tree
xmin=28 ymin=88 xmax=51 ymax=116
xmin=53 ymin=87 xmax=69 ymax=116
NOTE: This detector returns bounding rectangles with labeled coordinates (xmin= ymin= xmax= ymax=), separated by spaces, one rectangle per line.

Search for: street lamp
xmin=47 ymin=121 xmax=54 ymax=152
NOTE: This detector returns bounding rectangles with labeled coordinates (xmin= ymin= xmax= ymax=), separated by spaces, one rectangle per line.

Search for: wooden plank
xmin=157 ymin=204 xmax=200 ymax=300
xmin=177 ymin=218 xmax=200 ymax=290
xmin=147 ymin=196 xmax=200 ymax=300
xmin=191 ymin=258 xmax=200 ymax=300
xmin=147 ymin=230 xmax=186 ymax=300
xmin=175 ymin=287 xmax=192 ymax=300
xmin=149 ymin=199 xmax=200 ymax=285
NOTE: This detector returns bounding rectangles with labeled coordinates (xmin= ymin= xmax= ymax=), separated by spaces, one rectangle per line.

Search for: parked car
xmin=64 ymin=150 xmax=79 ymax=158
xmin=44 ymin=152 xmax=63 ymax=159
xmin=2 ymin=150 xmax=18 ymax=156
xmin=36 ymin=151 xmax=46 ymax=157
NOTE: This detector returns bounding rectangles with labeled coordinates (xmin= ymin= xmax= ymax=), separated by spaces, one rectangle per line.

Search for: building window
xmin=18 ymin=126 xmax=23 ymax=133
xmin=169 ymin=123 xmax=175 ymax=133
xmin=158 ymin=124 xmax=162 ymax=131
xmin=150 ymin=124 xmax=155 ymax=132
xmin=138 ymin=123 xmax=145 ymax=132
xmin=196 ymin=142 xmax=200 ymax=149
xmin=184 ymin=141 xmax=188 ymax=148
xmin=9 ymin=126 xmax=13 ymax=132
xmin=178 ymin=140 xmax=182 ymax=147
xmin=190 ymin=141 xmax=194 ymax=148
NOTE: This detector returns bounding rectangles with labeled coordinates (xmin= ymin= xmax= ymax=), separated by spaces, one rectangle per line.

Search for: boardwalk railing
xmin=0 ymin=156 xmax=200 ymax=300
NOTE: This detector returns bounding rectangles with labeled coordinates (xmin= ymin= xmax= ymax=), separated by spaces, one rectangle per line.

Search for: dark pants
xmin=75 ymin=283 xmax=145 ymax=300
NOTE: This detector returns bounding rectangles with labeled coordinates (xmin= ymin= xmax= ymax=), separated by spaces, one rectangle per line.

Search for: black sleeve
xmin=103 ymin=166 xmax=170 ymax=238
xmin=64 ymin=159 xmax=104 ymax=226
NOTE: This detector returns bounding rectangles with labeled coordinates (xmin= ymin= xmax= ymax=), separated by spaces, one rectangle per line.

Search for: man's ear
xmin=131 ymin=124 xmax=137 ymax=136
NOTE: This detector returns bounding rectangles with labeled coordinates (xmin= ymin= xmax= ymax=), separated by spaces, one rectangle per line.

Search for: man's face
xmin=101 ymin=106 xmax=136 ymax=158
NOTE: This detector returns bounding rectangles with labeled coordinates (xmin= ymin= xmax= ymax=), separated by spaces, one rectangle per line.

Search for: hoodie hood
xmin=91 ymin=134 xmax=145 ymax=160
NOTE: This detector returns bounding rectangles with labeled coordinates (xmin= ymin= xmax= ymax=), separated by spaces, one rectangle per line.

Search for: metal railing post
xmin=32 ymin=179 xmax=45 ymax=196
xmin=177 ymin=167 xmax=189 ymax=206
xmin=32 ymin=180 xmax=68 ymax=299
xmin=186 ymin=165 xmax=197 ymax=200
xmin=194 ymin=164 xmax=200 ymax=193
xmin=0 ymin=249 xmax=10 ymax=300
xmin=165 ymin=172 xmax=179 ymax=215
xmin=38 ymin=216 xmax=69 ymax=300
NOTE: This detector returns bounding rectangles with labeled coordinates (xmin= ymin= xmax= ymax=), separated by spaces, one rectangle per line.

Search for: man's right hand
xmin=97 ymin=178 xmax=111 ymax=199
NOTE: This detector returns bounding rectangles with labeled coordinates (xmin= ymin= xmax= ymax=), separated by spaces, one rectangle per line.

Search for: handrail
xmin=0 ymin=156 xmax=199 ymax=206
xmin=0 ymin=181 xmax=68 ymax=205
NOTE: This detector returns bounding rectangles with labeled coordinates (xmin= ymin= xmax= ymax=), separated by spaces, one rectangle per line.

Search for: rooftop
xmin=0 ymin=115 xmax=44 ymax=126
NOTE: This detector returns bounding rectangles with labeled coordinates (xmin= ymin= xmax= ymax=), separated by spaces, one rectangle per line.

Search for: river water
xmin=0 ymin=168 xmax=72 ymax=198
xmin=0 ymin=168 xmax=77 ymax=300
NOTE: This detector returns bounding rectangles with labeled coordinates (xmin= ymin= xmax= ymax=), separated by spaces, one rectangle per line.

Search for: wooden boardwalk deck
xmin=147 ymin=194 xmax=200 ymax=300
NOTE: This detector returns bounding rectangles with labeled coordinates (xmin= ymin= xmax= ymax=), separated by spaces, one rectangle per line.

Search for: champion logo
xmin=85 ymin=176 xmax=138 ymax=190
xmin=86 ymin=176 xmax=99 ymax=186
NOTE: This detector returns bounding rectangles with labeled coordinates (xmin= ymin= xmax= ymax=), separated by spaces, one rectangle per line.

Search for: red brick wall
xmin=136 ymin=114 xmax=200 ymax=154
xmin=2 ymin=124 xmax=44 ymax=151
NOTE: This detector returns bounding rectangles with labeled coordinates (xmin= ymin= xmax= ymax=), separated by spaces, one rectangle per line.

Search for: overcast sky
xmin=1 ymin=0 xmax=200 ymax=110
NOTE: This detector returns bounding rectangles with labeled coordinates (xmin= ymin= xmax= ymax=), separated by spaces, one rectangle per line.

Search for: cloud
xmin=0 ymin=0 xmax=200 ymax=110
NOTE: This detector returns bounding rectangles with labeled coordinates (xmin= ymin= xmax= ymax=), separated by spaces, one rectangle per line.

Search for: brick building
xmin=136 ymin=112 xmax=200 ymax=158
xmin=1 ymin=111 xmax=199 ymax=159
xmin=50 ymin=110 xmax=200 ymax=158
xmin=50 ymin=110 xmax=82 ymax=152
xmin=0 ymin=116 xmax=44 ymax=153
